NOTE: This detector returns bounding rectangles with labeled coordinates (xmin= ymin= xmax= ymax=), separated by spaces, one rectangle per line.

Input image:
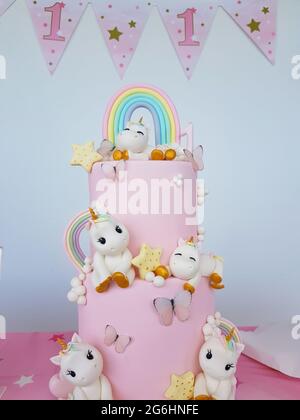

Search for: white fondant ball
xmin=78 ymin=273 xmax=86 ymax=281
xmin=67 ymin=291 xmax=78 ymax=303
xmin=145 ymin=272 xmax=155 ymax=283
xmin=71 ymin=277 xmax=81 ymax=288
xmin=153 ymin=276 xmax=165 ymax=288
xmin=74 ymin=286 xmax=86 ymax=296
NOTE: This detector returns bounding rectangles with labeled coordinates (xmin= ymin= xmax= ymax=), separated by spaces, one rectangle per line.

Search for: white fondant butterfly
xmin=101 ymin=160 xmax=126 ymax=181
xmin=153 ymin=291 xmax=192 ymax=327
xmin=104 ymin=325 xmax=132 ymax=354
xmin=184 ymin=146 xmax=204 ymax=172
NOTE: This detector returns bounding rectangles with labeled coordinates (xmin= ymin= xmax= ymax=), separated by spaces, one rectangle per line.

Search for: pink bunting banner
xmin=0 ymin=0 xmax=16 ymax=16
xmin=25 ymin=1 xmax=89 ymax=73
xmin=157 ymin=0 xmax=218 ymax=79
xmin=221 ymin=0 xmax=277 ymax=64
xmin=91 ymin=0 xmax=153 ymax=78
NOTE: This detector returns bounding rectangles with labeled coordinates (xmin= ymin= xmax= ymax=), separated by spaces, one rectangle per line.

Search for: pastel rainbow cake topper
xmin=103 ymin=85 xmax=181 ymax=146
xmin=65 ymin=210 xmax=90 ymax=270
xmin=219 ymin=318 xmax=242 ymax=345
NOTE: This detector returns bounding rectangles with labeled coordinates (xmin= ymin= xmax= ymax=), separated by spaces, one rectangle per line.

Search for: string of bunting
xmin=1 ymin=0 xmax=277 ymax=78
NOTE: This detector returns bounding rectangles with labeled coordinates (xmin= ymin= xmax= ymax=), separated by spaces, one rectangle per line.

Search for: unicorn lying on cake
xmin=169 ymin=238 xmax=225 ymax=294
xmin=50 ymin=334 xmax=113 ymax=400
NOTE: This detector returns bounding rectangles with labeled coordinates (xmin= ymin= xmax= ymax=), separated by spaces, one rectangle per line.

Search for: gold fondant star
xmin=262 ymin=7 xmax=270 ymax=15
xmin=247 ymin=19 xmax=261 ymax=33
xmin=129 ymin=20 xmax=137 ymax=28
xmin=165 ymin=372 xmax=195 ymax=401
xmin=132 ymin=244 xmax=162 ymax=280
xmin=70 ymin=142 xmax=102 ymax=173
xmin=108 ymin=27 xmax=123 ymax=41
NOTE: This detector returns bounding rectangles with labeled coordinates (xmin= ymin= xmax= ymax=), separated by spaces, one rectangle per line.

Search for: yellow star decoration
xmin=132 ymin=244 xmax=162 ymax=280
xmin=129 ymin=20 xmax=136 ymax=28
xmin=247 ymin=19 xmax=261 ymax=33
xmin=165 ymin=372 xmax=195 ymax=401
xmin=108 ymin=27 xmax=123 ymax=41
xmin=262 ymin=7 xmax=270 ymax=15
xmin=70 ymin=142 xmax=102 ymax=173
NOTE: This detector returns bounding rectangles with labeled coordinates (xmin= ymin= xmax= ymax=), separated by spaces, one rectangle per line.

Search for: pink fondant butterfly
xmin=184 ymin=145 xmax=204 ymax=172
xmin=104 ymin=325 xmax=132 ymax=354
xmin=153 ymin=291 xmax=192 ymax=327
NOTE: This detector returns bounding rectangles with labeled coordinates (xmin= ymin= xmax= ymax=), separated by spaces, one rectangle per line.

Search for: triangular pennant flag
xmin=91 ymin=0 xmax=154 ymax=78
xmin=26 ymin=1 xmax=89 ymax=73
xmin=157 ymin=0 xmax=218 ymax=79
xmin=0 ymin=0 xmax=16 ymax=16
xmin=221 ymin=0 xmax=277 ymax=63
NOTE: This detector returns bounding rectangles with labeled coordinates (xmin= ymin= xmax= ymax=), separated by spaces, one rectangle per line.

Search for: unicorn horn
xmin=56 ymin=338 xmax=68 ymax=351
xmin=139 ymin=117 xmax=144 ymax=125
xmin=225 ymin=328 xmax=235 ymax=343
xmin=89 ymin=208 xmax=98 ymax=222
xmin=186 ymin=236 xmax=195 ymax=245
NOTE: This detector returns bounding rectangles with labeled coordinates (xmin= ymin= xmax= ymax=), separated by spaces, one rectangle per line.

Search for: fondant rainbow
xmin=65 ymin=210 xmax=90 ymax=270
xmin=103 ymin=85 xmax=181 ymax=146
xmin=219 ymin=318 xmax=242 ymax=344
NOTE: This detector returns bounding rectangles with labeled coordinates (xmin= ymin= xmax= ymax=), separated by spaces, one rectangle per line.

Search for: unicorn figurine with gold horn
xmin=194 ymin=313 xmax=244 ymax=401
xmin=169 ymin=238 xmax=225 ymax=294
xmin=113 ymin=118 xmax=151 ymax=161
xmin=87 ymin=208 xmax=135 ymax=293
xmin=50 ymin=334 xmax=113 ymax=400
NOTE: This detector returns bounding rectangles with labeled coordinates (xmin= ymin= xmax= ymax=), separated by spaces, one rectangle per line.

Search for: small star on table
xmin=247 ymin=19 xmax=261 ymax=33
xmin=70 ymin=142 xmax=102 ymax=173
xmin=14 ymin=375 xmax=34 ymax=388
xmin=262 ymin=7 xmax=270 ymax=15
xmin=129 ymin=20 xmax=136 ymax=28
xmin=165 ymin=371 xmax=195 ymax=400
xmin=108 ymin=27 xmax=123 ymax=41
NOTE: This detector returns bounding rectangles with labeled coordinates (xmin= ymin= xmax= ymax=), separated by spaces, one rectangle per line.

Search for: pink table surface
xmin=0 ymin=331 xmax=300 ymax=400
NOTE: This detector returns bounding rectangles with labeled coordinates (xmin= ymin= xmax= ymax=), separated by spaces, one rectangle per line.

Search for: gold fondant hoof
xmin=96 ymin=276 xmax=112 ymax=293
xmin=112 ymin=272 xmax=130 ymax=289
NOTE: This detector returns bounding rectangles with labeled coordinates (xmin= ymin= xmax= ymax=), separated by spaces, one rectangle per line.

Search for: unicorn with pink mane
xmin=49 ymin=334 xmax=113 ymax=400
xmin=194 ymin=313 xmax=244 ymax=400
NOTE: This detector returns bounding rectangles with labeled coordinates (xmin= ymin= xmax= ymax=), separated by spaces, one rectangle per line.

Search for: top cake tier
xmin=89 ymin=160 xmax=198 ymax=264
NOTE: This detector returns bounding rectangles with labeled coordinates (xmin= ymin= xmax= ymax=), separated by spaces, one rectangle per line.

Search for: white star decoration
xmin=0 ymin=386 xmax=7 ymax=399
xmin=14 ymin=375 xmax=34 ymax=388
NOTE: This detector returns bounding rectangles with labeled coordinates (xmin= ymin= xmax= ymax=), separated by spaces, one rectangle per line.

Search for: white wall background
xmin=0 ymin=0 xmax=299 ymax=332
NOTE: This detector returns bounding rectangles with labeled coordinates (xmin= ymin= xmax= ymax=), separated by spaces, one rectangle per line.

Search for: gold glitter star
xmin=108 ymin=27 xmax=123 ymax=41
xmin=129 ymin=20 xmax=136 ymax=28
xmin=165 ymin=372 xmax=195 ymax=400
xmin=70 ymin=142 xmax=102 ymax=173
xmin=262 ymin=7 xmax=270 ymax=14
xmin=247 ymin=19 xmax=261 ymax=33
xmin=132 ymin=244 xmax=162 ymax=280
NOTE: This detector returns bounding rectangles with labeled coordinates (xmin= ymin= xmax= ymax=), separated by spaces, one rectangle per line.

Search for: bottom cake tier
xmin=78 ymin=275 xmax=214 ymax=400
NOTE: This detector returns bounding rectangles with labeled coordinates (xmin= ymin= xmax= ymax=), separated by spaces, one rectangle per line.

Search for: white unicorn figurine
xmin=169 ymin=238 xmax=225 ymax=294
xmin=67 ymin=209 xmax=135 ymax=302
xmin=50 ymin=334 xmax=113 ymax=401
xmin=194 ymin=313 xmax=244 ymax=400
xmin=113 ymin=118 xmax=150 ymax=161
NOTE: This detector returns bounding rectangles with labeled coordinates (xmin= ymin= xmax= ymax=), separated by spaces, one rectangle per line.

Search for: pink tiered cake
xmin=52 ymin=86 xmax=221 ymax=400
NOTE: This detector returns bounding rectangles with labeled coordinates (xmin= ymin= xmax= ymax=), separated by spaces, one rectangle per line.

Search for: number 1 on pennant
xmin=43 ymin=2 xmax=66 ymax=42
xmin=177 ymin=8 xmax=200 ymax=47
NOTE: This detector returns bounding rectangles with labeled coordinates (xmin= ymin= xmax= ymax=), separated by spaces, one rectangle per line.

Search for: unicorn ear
xmin=178 ymin=238 xmax=185 ymax=246
xmin=50 ymin=356 xmax=62 ymax=366
xmin=71 ymin=333 xmax=82 ymax=344
xmin=235 ymin=343 xmax=245 ymax=357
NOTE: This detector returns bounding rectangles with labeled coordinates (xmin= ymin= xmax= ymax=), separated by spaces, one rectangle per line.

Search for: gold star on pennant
xmin=108 ymin=27 xmax=123 ymax=41
xmin=262 ymin=7 xmax=270 ymax=15
xmin=165 ymin=372 xmax=195 ymax=400
xmin=132 ymin=244 xmax=162 ymax=280
xmin=70 ymin=142 xmax=102 ymax=173
xmin=129 ymin=20 xmax=136 ymax=28
xmin=247 ymin=19 xmax=261 ymax=33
